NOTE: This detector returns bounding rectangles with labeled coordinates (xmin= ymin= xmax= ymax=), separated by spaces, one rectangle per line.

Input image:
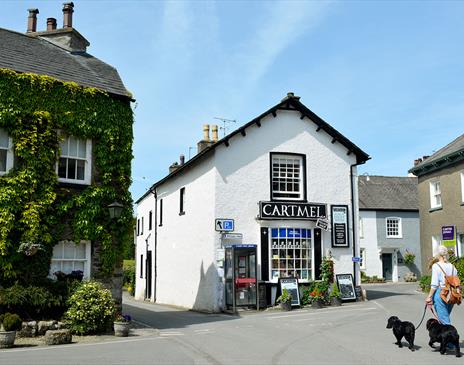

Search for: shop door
xmin=145 ymin=251 xmax=152 ymax=299
xmin=382 ymin=253 xmax=392 ymax=281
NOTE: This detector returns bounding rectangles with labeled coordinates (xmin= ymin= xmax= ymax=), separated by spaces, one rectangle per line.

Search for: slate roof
xmin=0 ymin=28 xmax=130 ymax=98
xmin=137 ymin=93 xmax=370 ymax=203
xmin=409 ymin=134 xmax=464 ymax=177
xmin=358 ymin=175 xmax=418 ymax=211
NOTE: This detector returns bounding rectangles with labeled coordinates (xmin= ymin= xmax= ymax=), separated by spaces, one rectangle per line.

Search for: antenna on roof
xmin=214 ymin=117 xmax=236 ymax=137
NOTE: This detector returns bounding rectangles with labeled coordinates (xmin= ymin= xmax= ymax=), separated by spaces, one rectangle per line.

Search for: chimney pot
xmin=211 ymin=125 xmax=218 ymax=142
xmin=47 ymin=17 xmax=57 ymax=31
xmin=203 ymin=124 xmax=210 ymax=142
xmin=62 ymin=2 xmax=74 ymax=28
xmin=169 ymin=162 xmax=179 ymax=174
xmin=27 ymin=8 xmax=39 ymax=33
xmin=422 ymin=155 xmax=430 ymax=161
xmin=180 ymin=154 xmax=185 ymax=165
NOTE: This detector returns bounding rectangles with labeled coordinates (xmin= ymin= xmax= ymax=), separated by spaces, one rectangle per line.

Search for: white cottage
xmin=135 ymin=93 xmax=370 ymax=312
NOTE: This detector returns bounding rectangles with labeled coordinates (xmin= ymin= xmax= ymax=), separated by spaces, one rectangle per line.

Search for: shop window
xmin=179 ymin=187 xmax=185 ymax=215
xmin=429 ymin=180 xmax=442 ymax=209
xmin=149 ymin=211 xmax=152 ymax=231
xmin=57 ymin=136 xmax=92 ymax=185
xmin=270 ymin=153 xmax=305 ymax=201
xmin=386 ymin=217 xmax=402 ymax=238
xmin=159 ymin=199 xmax=163 ymax=226
xmin=0 ymin=128 xmax=13 ymax=175
xmin=270 ymin=228 xmax=312 ymax=282
xmin=50 ymin=240 xmax=90 ymax=279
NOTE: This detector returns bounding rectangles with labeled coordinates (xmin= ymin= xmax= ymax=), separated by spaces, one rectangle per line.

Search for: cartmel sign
xmin=259 ymin=202 xmax=326 ymax=221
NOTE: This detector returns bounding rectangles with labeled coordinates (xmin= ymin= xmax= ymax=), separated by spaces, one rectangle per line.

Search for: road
xmin=1 ymin=283 xmax=464 ymax=364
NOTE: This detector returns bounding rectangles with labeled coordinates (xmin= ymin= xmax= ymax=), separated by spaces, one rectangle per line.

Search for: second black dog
xmin=426 ymin=318 xmax=461 ymax=357
xmin=386 ymin=316 xmax=415 ymax=351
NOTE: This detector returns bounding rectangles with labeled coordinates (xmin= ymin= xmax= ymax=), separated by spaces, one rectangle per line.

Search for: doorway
xmin=145 ymin=251 xmax=152 ymax=299
xmin=382 ymin=253 xmax=393 ymax=281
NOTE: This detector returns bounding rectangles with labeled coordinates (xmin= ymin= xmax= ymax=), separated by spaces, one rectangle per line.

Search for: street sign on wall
xmin=215 ymin=219 xmax=234 ymax=232
xmin=442 ymin=225 xmax=457 ymax=248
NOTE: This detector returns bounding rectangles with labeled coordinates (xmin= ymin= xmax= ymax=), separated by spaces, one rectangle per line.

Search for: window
xmin=159 ymin=199 xmax=163 ymax=226
xmin=270 ymin=228 xmax=312 ymax=281
xmin=179 ymin=187 xmax=185 ymax=215
xmin=141 ymin=216 xmax=144 ymax=235
xmin=429 ymin=180 xmax=442 ymax=209
xmin=461 ymin=171 xmax=464 ymax=203
xmin=360 ymin=248 xmax=366 ymax=270
xmin=50 ymin=240 xmax=90 ymax=279
xmin=271 ymin=153 xmax=305 ymax=200
xmin=137 ymin=219 xmax=140 ymax=236
xmin=57 ymin=136 xmax=92 ymax=184
xmin=386 ymin=217 xmax=402 ymax=238
xmin=359 ymin=217 xmax=364 ymax=239
xmin=140 ymin=255 xmax=144 ymax=278
xmin=149 ymin=211 xmax=152 ymax=231
xmin=432 ymin=235 xmax=441 ymax=256
xmin=0 ymin=128 xmax=13 ymax=175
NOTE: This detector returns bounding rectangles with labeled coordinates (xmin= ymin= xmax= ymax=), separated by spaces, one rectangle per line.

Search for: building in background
xmin=135 ymin=93 xmax=369 ymax=312
xmin=409 ymin=134 xmax=464 ymax=272
xmin=358 ymin=176 xmax=420 ymax=282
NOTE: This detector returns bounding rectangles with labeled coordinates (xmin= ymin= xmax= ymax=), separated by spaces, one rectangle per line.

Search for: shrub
xmin=276 ymin=289 xmax=292 ymax=304
xmin=64 ymin=281 xmax=115 ymax=335
xmin=454 ymin=257 xmax=464 ymax=284
xmin=320 ymin=257 xmax=334 ymax=283
xmin=329 ymin=282 xmax=341 ymax=299
xmin=0 ymin=313 xmax=22 ymax=331
xmin=419 ymin=275 xmax=431 ymax=292
xmin=300 ymin=282 xmax=316 ymax=306
xmin=403 ymin=251 xmax=415 ymax=265
xmin=123 ymin=260 xmax=135 ymax=296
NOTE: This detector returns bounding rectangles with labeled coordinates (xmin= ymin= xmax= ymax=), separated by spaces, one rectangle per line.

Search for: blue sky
xmin=2 ymin=1 xmax=463 ymax=202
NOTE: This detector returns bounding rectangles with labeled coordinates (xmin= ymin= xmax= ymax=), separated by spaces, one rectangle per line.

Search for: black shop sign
xmin=331 ymin=205 xmax=349 ymax=247
xmin=259 ymin=202 xmax=326 ymax=221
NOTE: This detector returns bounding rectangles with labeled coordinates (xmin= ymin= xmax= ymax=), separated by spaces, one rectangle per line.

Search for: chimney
xmin=197 ymin=124 xmax=213 ymax=153
xmin=422 ymin=155 xmax=430 ymax=161
xmin=414 ymin=158 xmax=423 ymax=166
xmin=47 ymin=18 xmax=57 ymax=31
xmin=281 ymin=92 xmax=301 ymax=102
xmin=180 ymin=154 xmax=185 ymax=166
xmin=211 ymin=125 xmax=218 ymax=143
xmin=63 ymin=2 xmax=74 ymax=28
xmin=169 ymin=162 xmax=179 ymax=174
xmin=27 ymin=8 xmax=39 ymax=33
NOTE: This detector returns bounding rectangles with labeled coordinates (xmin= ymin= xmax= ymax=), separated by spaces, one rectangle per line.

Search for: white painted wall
xmin=359 ymin=210 xmax=381 ymax=278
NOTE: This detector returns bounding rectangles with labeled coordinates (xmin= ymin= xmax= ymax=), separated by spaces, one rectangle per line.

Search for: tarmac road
xmin=1 ymin=283 xmax=464 ymax=364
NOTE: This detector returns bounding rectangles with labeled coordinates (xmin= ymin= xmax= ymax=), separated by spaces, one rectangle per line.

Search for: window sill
xmin=429 ymin=207 xmax=443 ymax=213
xmin=386 ymin=237 xmax=402 ymax=239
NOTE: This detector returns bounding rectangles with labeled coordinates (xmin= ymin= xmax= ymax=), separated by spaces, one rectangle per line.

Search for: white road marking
xmin=160 ymin=332 xmax=185 ymax=336
xmin=194 ymin=329 xmax=211 ymax=333
xmin=371 ymin=300 xmax=390 ymax=314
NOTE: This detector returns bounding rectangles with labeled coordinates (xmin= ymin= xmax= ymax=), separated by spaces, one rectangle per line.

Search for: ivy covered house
xmin=0 ymin=4 xmax=133 ymax=306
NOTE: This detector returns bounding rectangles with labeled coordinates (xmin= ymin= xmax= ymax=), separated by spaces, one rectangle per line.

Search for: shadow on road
xmin=366 ymin=289 xmax=414 ymax=300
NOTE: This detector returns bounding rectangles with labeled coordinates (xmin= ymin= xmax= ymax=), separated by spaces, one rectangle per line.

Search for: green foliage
xmin=0 ymin=313 xmax=22 ymax=331
xmin=64 ymin=281 xmax=115 ymax=335
xmin=0 ymin=69 xmax=133 ymax=284
xmin=403 ymin=251 xmax=416 ymax=265
xmin=361 ymin=272 xmax=386 ymax=284
xmin=123 ymin=260 xmax=135 ymax=296
xmin=454 ymin=258 xmax=464 ymax=285
xmin=300 ymin=282 xmax=316 ymax=306
xmin=277 ymin=288 xmax=292 ymax=303
xmin=320 ymin=256 xmax=334 ymax=283
xmin=329 ymin=282 xmax=341 ymax=299
xmin=419 ymin=275 xmax=431 ymax=293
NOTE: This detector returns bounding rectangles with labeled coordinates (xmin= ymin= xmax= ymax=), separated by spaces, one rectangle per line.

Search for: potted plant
xmin=0 ymin=313 xmax=22 ymax=348
xmin=113 ymin=313 xmax=131 ymax=337
xmin=404 ymin=250 xmax=415 ymax=265
xmin=276 ymin=289 xmax=292 ymax=311
xmin=309 ymin=287 xmax=325 ymax=309
xmin=329 ymin=282 xmax=342 ymax=306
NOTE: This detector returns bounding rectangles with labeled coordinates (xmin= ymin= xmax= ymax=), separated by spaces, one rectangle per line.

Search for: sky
xmin=1 ymin=1 xmax=463 ymax=202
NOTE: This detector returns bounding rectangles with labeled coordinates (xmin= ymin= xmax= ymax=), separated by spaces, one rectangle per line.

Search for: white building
xmin=135 ymin=93 xmax=369 ymax=312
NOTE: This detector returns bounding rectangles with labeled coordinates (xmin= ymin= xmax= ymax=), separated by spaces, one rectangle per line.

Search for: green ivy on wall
xmin=0 ymin=68 xmax=133 ymax=285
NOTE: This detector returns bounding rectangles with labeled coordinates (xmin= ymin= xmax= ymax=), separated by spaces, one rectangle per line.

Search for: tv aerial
xmin=214 ymin=117 xmax=237 ymax=137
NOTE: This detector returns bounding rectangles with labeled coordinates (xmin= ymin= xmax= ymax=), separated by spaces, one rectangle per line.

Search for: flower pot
xmin=0 ymin=331 xmax=16 ymax=348
xmin=113 ymin=322 xmax=130 ymax=337
xmin=330 ymin=297 xmax=342 ymax=306
xmin=279 ymin=301 xmax=292 ymax=311
xmin=311 ymin=299 xmax=324 ymax=309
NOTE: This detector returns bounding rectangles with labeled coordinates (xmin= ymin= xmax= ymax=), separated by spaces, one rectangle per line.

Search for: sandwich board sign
xmin=335 ymin=274 xmax=356 ymax=301
xmin=279 ymin=277 xmax=300 ymax=306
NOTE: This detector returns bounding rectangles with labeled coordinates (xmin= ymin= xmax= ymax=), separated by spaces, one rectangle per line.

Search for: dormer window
xmin=0 ymin=128 xmax=13 ymax=175
xmin=57 ymin=136 xmax=92 ymax=185
xmin=271 ymin=153 xmax=305 ymax=201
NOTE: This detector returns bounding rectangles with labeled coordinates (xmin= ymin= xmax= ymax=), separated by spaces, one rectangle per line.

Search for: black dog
xmin=426 ymin=318 xmax=461 ymax=357
xmin=386 ymin=316 xmax=415 ymax=351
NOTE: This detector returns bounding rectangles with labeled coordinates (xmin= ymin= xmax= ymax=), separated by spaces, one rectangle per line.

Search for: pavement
xmin=1 ymin=283 xmax=464 ymax=364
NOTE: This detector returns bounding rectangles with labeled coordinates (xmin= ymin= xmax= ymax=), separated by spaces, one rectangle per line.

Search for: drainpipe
xmin=149 ymin=187 xmax=157 ymax=302
xmin=350 ymin=161 xmax=363 ymax=287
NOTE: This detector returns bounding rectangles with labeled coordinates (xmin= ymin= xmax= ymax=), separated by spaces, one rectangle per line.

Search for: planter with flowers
xmin=113 ymin=313 xmax=131 ymax=337
xmin=309 ymin=288 xmax=325 ymax=309
xmin=329 ymin=283 xmax=342 ymax=306
xmin=0 ymin=313 xmax=22 ymax=348
xmin=276 ymin=289 xmax=292 ymax=311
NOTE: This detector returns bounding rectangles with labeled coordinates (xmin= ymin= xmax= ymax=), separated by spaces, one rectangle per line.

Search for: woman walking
xmin=425 ymin=245 xmax=458 ymax=325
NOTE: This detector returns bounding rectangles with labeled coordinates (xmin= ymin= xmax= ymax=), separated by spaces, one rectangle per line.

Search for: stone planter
xmin=0 ymin=331 xmax=16 ymax=348
xmin=279 ymin=301 xmax=292 ymax=311
xmin=330 ymin=297 xmax=342 ymax=306
xmin=113 ymin=322 xmax=130 ymax=337
xmin=44 ymin=329 xmax=72 ymax=345
xmin=311 ymin=299 xmax=324 ymax=309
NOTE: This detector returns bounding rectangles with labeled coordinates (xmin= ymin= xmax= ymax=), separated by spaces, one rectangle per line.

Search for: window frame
xmin=49 ymin=240 xmax=91 ymax=279
xmin=159 ymin=199 xmax=163 ymax=226
xmin=270 ymin=152 xmax=307 ymax=202
xmin=386 ymin=217 xmax=402 ymax=238
xmin=0 ymin=128 xmax=13 ymax=176
xmin=141 ymin=216 xmax=144 ymax=235
xmin=360 ymin=247 xmax=366 ymax=270
xmin=429 ymin=180 xmax=442 ymax=209
xmin=460 ymin=171 xmax=464 ymax=204
xmin=148 ymin=211 xmax=152 ymax=231
xmin=179 ymin=187 xmax=185 ymax=215
xmin=57 ymin=136 xmax=92 ymax=185
xmin=140 ymin=254 xmax=144 ymax=278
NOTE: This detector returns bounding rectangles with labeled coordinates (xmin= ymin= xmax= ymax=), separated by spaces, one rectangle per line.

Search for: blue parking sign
xmin=215 ymin=219 xmax=234 ymax=232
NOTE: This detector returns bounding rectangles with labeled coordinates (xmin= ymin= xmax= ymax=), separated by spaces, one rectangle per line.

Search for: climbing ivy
xmin=0 ymin=68 xmax=133 ymax=285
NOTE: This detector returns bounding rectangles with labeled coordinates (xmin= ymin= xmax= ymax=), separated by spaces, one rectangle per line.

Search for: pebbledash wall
xmin=135 ymin=94 xmax=369 ymax=312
